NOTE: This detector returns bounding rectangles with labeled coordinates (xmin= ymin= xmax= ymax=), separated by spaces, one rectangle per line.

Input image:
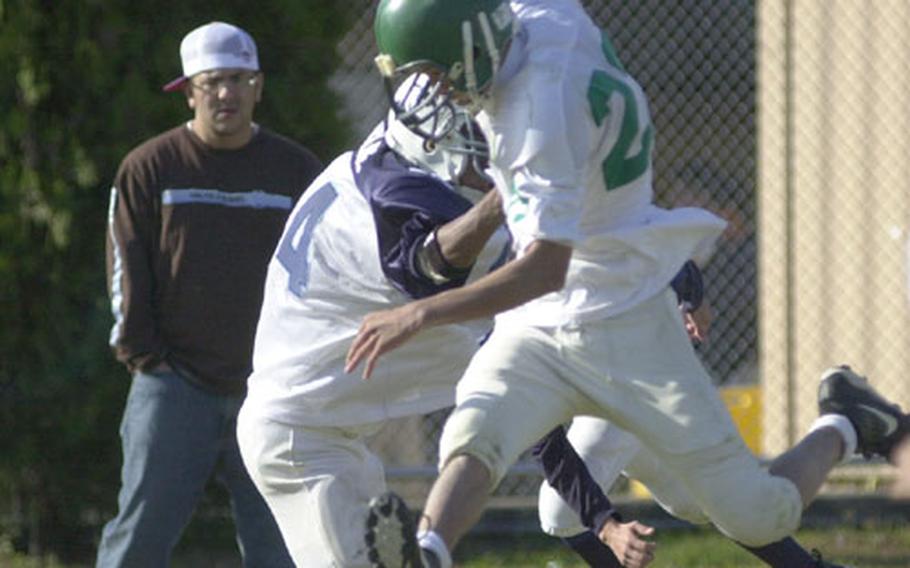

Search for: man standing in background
xmin=99 ymin=21 xmax=321 ymax=566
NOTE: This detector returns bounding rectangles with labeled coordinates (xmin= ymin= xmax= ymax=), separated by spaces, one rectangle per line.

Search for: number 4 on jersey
xmin=275 ymin=183 xmax=337 ymax=297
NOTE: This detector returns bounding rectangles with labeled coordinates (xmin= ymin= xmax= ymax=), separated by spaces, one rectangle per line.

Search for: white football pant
xmin=237 ymin=404 xmax=385 ymax=567
xmin=440 ymin=291 xmax=803 ymax=547
xmin=537 ymin=416 xmax=711 ymax=538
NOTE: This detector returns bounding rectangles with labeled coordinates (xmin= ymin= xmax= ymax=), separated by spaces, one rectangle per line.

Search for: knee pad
xmin=654 ymin=495 xmax=710 ymax=526
xmin=707 ymin=470 xmax=803 ymax=546
xmin=438 ymin=404 xmax=509 ymax=485
xmin=660 ymin=439 xmax=804 ymax=547
xmin=711 ymin=498 xmax=801 ymax=548
xmin=690 ymin=470 xmax=803 ymax=547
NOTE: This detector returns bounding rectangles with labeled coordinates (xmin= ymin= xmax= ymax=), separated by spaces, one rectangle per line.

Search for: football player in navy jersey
xmin=235 ymin=95 xmax=513 ymax=565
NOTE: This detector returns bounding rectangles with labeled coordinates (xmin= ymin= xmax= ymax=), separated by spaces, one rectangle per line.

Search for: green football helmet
xmin=374 ymin=0 xmax=515 ymax=140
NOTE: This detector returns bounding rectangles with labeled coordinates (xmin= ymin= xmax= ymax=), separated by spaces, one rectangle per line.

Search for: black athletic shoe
xmin=365 ymin=491 xmax=424 ymax=568
xmin=818 ymin=365 xmax=910 ymax=461
xmin=811 ymin=548 xmax=853 ymax=567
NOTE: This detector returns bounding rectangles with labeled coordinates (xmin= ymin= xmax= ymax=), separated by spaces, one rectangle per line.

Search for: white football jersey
xmin=478 ymin=0 xmax=726 ymax=328
xmin=245 ymin=135 xmax=511 ymax=427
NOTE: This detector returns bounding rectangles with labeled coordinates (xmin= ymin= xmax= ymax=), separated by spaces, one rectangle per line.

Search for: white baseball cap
xmin=162 ymin=21 xmax=259 ymax=92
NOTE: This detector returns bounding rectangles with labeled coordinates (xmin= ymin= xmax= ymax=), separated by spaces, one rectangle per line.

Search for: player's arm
xmin=368 ymin=168 xmax=503 ymax=298
xmin=532 ymin=426 xmax=622 ymax=531
xmin=670 ymin=260 xmax=711 ymax=344
xmin=410 ymin=236 xmax=569 ymax=322
xmin=418 ymin=189 xmax=503 ymax=279
xmin=533 ymin=427 xmax=656 ymax=568
xmin=346 ymin=237 xmax=570 ymax=378
xmin=669 ymin=260 xmax=703 ymax=312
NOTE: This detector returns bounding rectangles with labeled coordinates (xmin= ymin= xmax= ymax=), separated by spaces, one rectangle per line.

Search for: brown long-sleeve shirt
xmin=106 ymin=124 xmax=322 ymax=394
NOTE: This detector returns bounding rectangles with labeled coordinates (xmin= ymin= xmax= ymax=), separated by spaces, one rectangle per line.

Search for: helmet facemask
xmin=379 ymin=68 xmax=461 ymax=143
xmin=385 ymin=74 xmax=492 ymax=191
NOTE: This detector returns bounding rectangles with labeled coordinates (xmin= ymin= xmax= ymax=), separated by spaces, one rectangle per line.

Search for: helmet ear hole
xmin=423 ymin=139 xmax=437 ymax=153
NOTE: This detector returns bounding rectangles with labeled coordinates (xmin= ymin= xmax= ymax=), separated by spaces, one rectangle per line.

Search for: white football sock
xmin=809 ymin=414 xmax=858 ymax=463
xmin=417 ymin=530 xmax=452 ymax=568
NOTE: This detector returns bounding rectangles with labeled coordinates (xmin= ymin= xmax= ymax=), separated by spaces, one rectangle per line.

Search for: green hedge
xmin=0 ymin=0 xmax=355 ymax=559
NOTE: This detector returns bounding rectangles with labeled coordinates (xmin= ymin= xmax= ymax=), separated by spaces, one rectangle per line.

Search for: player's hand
xmin=681 ymin=300 xmax=712 ymax=345
xmin=598 ymin=519 xmax=656 ymax=568
xmin=344 ymin=303 xmax=425 ymax=379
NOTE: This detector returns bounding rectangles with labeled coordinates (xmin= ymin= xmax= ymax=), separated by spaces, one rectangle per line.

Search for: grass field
xmin=5 ymin=522 xmax=908 ymax=567
xmin=454 ymin=524 xmax=910 ymax=567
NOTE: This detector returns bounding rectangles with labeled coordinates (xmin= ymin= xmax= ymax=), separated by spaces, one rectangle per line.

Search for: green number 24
xmin=587 ymin=31 xmax=654 ymax=191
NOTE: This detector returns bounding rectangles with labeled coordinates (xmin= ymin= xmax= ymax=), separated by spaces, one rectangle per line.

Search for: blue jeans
xmin=95 ymin=369 xmax=293 ymax=568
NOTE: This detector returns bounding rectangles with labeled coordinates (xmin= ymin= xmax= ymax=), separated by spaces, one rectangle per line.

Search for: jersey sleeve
xmin=495 ymin=48 xmax=592 ymax=248
xmin=106 ymin=155 xmax=168 ymax=372
xmin=532 ymin=425 xmax=623 ymax=533
xmin=367 ymin=174 xmax=474 ymax=299
xmin=670 ymin=260 xmax=704 ymax=312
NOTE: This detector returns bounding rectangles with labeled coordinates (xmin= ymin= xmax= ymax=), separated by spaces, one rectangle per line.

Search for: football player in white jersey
xmin=236 ymin=96 xmax=513 ymax=565
xmin=347 ymin=1 xmax=908 ymax=567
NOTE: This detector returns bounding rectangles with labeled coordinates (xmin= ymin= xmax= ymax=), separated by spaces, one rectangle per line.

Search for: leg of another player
xmin=217 ymin=413 xmax=294 ymax=568
xmin=764 ymin=362 xmax=910 ymax=508
xmin=768 ymin=427 xmax=846 ymax=506
xmin=417 ymin=454 xmax=492 ymax=568
xmin=738 ymin=538 xmax=823 ymax=567
xmin=893 ymin=437 xmax=910 ymax=497
xmin=620 ymin=434 xmax=823 ymax=567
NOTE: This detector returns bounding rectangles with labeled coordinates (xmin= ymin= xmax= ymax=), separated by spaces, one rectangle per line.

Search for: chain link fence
xmin=757 ymin=0 xmax=910 ymax=466
xmin=329 ymin=1 xmax=909 ymax=506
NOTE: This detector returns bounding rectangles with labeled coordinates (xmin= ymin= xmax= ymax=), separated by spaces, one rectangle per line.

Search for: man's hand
xmin=345 ymin=303 xmax=425 ymax=379
xmin=681 ymin=300 xmax=712 ymax=345
xmin=598 ymin=518 xmax=656 ymax=568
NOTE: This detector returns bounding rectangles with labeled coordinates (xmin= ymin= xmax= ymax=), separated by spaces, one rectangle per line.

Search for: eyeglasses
xmin=190 ymin=72 xmax=259 ymax=95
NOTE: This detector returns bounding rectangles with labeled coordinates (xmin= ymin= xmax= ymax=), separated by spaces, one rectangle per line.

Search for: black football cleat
xmin=818 ymin=365 xmax=910 ymax=461
xmin=365 ymin=491 xmax=424 ymax=568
